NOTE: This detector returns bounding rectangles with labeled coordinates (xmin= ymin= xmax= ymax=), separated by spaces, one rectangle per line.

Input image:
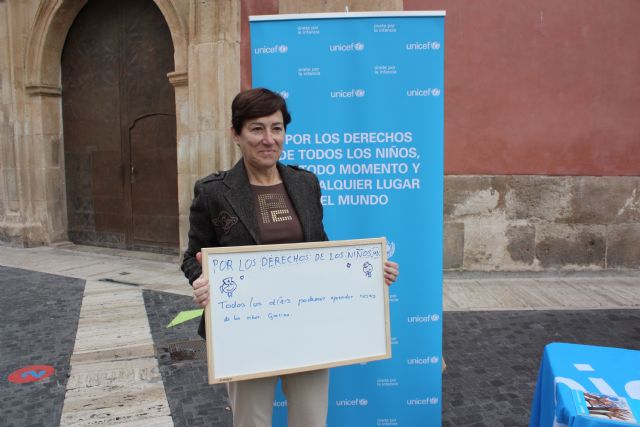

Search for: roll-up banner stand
xmin=250 ymin=11 xmax=445 ymax=426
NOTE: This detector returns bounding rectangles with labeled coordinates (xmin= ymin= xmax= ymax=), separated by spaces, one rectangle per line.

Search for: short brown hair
xmin=231 ymin=88 xmax=292 ymax=134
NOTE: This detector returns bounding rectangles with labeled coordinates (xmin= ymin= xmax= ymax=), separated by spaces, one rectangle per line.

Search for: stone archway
xmin=25 ymin=0 xmax=187 ymax=95
xmin=23 ymin=0 xmax=188 ymax=248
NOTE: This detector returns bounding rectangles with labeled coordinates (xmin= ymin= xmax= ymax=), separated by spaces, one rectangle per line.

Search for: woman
xmin=182 ymin=88 xmax=399 ymax=427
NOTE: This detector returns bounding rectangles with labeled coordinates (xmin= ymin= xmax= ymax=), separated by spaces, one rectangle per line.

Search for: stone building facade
xmin=1 ymin=0 xmax=639 ymax=270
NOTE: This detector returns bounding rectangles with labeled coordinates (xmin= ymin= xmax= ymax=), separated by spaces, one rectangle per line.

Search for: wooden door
xmin=62 ymin=0 xmax=178 ymax=254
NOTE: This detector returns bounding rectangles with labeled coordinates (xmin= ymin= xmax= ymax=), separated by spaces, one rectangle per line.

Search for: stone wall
xmin=0 ymin=0 xmax=53 ymax=246
xmin=444 ymin=176 xmax=640 ymax=270
xmin=0 ymin=0 xmax=240 ymax=250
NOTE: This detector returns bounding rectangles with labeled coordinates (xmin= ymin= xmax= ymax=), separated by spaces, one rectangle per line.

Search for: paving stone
xmin=0 ymin=266 xmax=84 ymax=427
xmin=442 ymin=309 xmax=640 ymax=427
xmin=3 ymin=247 xmax=640 ymax=427
xmin=143 ymin=288 xmax=640 ymax=427
xmin=143 ymin=290 xmax=233 ymax=427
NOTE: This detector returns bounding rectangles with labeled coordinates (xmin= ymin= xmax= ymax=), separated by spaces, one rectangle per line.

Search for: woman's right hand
xmin=193 ymin=251 xmax=210 ymax=307
xmin=193 ymin=273 xmax=210 ymax=308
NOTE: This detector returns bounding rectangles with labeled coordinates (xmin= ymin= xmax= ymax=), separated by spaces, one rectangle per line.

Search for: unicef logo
xmin=407 ymin=396 xmax=439 ymax=405
xmin=406 ymin=41 xmax=441 ymax=50
xmin=407 ymin=88 xmax=441 ymax=97
xmin=330 ymin=89 xmax=365 ymax=99
xmin=279 ymin=91 xmax=289 ymax=99
xmin=336 ymin=397 xmax=369 ymax=406
xmin=253 ymin=44 xmax=289 ymax=55
xmin=430 ymin=314 xmax=440 ymax=322
xmin=329 ymin=42 xmax=365 ymax=52
xmin=430 ymin=356 xmax=439 ymax=364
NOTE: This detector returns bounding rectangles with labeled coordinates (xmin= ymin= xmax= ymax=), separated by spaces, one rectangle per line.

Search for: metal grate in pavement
xmin=167 ymin=340 xmax=207 ymax=363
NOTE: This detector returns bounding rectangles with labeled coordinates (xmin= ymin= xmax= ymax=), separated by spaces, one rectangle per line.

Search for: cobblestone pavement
xmin=142 ymin=288 xmax=640 ymax=427
xmin=0 ymin=266 xmax=85 ymax=427
xmin=144 ymin=290 xmax=233 ymax=427
xmin=2 ymin=245 xmax=639 ymax=427
xmin=442 ymin=309 xmax=640 ymax=427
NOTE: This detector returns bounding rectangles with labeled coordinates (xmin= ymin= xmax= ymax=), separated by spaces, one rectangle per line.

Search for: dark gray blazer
xmin=181 ymin=159 xmax=328 ymax=337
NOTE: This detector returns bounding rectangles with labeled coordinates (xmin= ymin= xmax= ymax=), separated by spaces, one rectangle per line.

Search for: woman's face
xmin=233 ymin=110 xmax=285 ymax=173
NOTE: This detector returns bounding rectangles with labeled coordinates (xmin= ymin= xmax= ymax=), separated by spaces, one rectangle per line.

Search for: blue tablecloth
xmin=530 ymin=343 xmax=640 ymax=427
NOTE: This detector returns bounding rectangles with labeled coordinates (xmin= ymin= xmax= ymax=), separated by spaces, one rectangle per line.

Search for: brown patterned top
xmin=250 ymin=183 xmax=303 ymax=244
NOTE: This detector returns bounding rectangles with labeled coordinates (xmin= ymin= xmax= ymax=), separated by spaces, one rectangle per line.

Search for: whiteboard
xmin=202 ymin=238 xmax=391 ymax=384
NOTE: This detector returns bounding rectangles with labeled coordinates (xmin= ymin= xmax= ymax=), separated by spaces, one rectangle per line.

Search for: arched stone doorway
xmin=23 ymin=0 xmax=189 ymax=252
xmin=61 ymin=0 xmax=178 ymax=254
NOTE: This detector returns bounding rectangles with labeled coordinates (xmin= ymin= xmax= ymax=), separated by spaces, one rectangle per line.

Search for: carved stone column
xmin=182 ymin=0 xmax=242 ymax=248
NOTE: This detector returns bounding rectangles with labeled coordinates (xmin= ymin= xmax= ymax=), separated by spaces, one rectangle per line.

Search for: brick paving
xmin=1 ymin=246 xmax=639 ymax=427
xmin=143 ymin=290 xmax=233 ymax=427
xmin=142 ymin=288 xmax=640 ymax=427
xmin=0 ymin=266 xmax=84 ymax=427
xmin=442 ymin=309 xmax=640 ymax=427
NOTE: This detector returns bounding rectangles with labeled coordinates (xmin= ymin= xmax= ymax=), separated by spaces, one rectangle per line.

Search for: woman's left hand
xmin=384 ymin=260 xmax=399 ymax=286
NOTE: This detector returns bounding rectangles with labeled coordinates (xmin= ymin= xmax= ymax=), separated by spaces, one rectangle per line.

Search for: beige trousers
xmin=226 ymin=369 xmax=330 ymax=427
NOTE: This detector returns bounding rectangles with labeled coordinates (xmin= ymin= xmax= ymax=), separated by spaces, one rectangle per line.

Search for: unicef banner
xmin=250 ymin=11 xmax=445 ymax=426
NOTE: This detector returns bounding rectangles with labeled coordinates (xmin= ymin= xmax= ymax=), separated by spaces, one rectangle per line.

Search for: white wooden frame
xmin=202 ymin=238 xmax=391 ymax=384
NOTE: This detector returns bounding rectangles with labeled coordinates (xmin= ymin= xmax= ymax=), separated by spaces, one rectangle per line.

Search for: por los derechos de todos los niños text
xmin=280 ymin=130 xmax=425 ymax=206
xmin=209 ymin=246 xmax=381 ymax=275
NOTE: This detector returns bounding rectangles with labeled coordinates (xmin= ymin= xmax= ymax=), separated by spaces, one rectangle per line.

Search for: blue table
xmin=530 ymin=343 xmax=640 ymax=426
